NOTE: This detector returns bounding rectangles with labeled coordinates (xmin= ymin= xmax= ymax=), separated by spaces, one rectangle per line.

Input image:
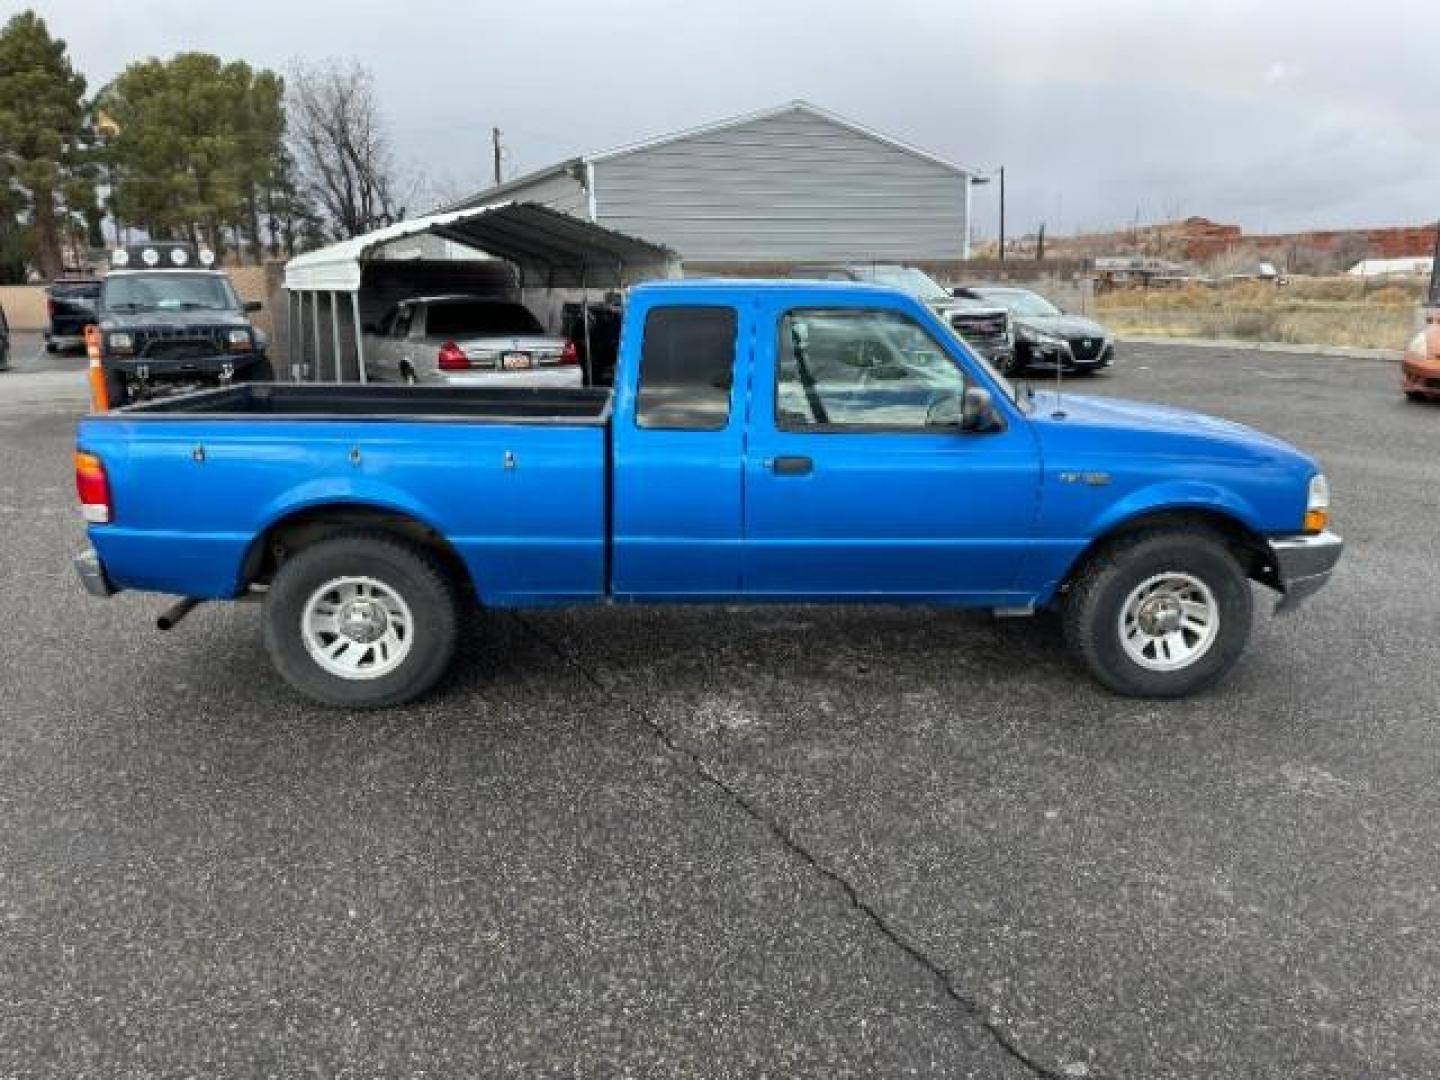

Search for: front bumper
xmin=1401 ymin=361 xmax=1440 ymax=398
xmin=107 ymin=352 xmax=262 ymax=381
xmin=1022 ymin=340 xmax=1114 ymax=372
xmin=74 ymin=548 xmax=118 ymax=598
xmin=1270 ymin=531 xmax=1343 ymax=612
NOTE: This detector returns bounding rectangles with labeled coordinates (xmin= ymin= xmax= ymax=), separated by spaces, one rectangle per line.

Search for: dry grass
xmin=1096 ymin=277 xmax=1425 ymax=349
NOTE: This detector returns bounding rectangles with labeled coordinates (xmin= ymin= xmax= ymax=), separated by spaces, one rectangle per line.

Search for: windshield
xmin=866 ymin=266 xmax=953 ymax=302
xmin=975 ymin=289 xmax=1062 ymax=318
xmin=101 ymin=273 xmax=239 ymax=313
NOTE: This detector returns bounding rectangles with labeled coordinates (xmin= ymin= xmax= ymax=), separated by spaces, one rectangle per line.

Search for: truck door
xmin=742 ymin=297 xmax=1041 ymax=601
xmin=610 ymin=294 xmax=749 ymax=598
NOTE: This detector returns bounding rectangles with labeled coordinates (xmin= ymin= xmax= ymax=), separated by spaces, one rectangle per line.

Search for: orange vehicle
xmin=1402 ymin=318 xmax=1440 ymax=402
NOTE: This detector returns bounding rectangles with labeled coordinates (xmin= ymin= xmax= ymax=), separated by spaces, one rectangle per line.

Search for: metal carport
xmin=282 ymin=201 xmax=679 ymax=384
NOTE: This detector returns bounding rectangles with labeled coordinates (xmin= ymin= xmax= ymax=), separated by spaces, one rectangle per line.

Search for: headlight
xmin=1018 ymin=324 xmax=1064 ymax=346
xmin=1304 ymin=473 xmax=1330 ymax=534
xmin=107 ymin=332 xmax=133 ymax=354
xmin=226 ymin=328 xmax=253 ymax=351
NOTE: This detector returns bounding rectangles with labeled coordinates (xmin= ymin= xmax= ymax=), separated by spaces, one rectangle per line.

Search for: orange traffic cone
xmin=85 ymin=325 xmax=109 ymax=413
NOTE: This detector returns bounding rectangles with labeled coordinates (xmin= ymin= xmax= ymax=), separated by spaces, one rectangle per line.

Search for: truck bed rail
xmin=121 ymin=383 xmax=613 ymax=424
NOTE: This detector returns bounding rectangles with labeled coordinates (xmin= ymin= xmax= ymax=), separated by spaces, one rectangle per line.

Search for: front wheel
xmin=263 ymin=532 xmax=460 ymax=708
xmin=1061 ymin=529 xmax=1252 ymax=697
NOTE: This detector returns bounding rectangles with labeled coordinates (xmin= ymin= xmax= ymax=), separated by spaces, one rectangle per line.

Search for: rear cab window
xmin=636 ymin=306 xmax=738 ymax=430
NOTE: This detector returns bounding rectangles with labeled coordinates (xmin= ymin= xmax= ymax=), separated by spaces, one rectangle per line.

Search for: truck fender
xmin=238 ymin=479 xmax=473 ymax=597
xmin=1034 ymin=481 xmax=1271 ymax=604
xmin=1086 ymin=480 xmax=1267 ymax=541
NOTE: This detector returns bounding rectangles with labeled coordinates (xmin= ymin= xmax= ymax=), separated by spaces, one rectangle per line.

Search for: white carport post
xmin=310 ymin=292 xmax=321 ymax=382
xmin=352 ymin=292 xmax=367 ymax=384
xmin=580 ymin=262 xmax=593 ymax=387
xmin=329 ymin=290 xmax=342 ymax=381
xmin=290 ymin=290 xmax=303 ymax=381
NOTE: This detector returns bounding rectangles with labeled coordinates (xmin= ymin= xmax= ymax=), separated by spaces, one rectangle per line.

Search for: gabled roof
xmin=439 ymin=100 xmax=979 ymax=214
xmin=586 ymin=100 xmax=980 ymax=177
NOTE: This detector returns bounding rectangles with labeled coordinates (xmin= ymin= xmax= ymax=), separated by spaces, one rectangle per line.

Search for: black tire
xmin=44 ymin=340 xmax=58 ymax=354
xmin=262 ymin=532 xmax=460 ymax=709
xmin=1405 ymin=390 xmax=1429 ymax=403
xmin=1061 ymin=528 xmax=1252 ymax=698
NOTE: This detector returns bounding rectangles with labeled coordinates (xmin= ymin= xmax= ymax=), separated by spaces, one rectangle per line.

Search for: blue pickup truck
xmin=74 ymin=280 xmax=1342 ymax=707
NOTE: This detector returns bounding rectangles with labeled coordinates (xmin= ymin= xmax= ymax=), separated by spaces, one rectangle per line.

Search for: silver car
xmin=363 ymin=295 xmax=582 ymax=387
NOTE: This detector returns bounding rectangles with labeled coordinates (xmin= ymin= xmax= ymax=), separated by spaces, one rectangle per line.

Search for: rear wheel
xmin=263 ymin=532 xmax=460 ymax=708
xmin=1061 ymin=529 xmax=1252 ymax=697
xmin=1405 ymin=390 xmax=1429 ymax=403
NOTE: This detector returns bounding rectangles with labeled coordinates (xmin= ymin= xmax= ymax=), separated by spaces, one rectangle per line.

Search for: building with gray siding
xmin=446 ymin=101 xmax=981 ymax=266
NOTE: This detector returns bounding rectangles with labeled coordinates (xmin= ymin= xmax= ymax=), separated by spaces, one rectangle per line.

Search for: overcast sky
xmin=10 ymin=0 xmax=1439 ymax=236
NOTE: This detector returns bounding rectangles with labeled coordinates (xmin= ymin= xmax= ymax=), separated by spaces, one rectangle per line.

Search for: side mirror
xmin=961 ymin=386 xmax=1001 ymax=432
xmin=244 ymin=300 xmax=263 ymax=313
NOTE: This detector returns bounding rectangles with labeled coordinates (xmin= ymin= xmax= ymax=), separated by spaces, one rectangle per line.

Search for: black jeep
xmin=97 ymin=244 xmax=272 ymax=406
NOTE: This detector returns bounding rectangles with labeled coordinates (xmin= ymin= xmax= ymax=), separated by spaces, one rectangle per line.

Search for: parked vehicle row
xmin=75 ymin=279 xmax=1341 ymax=710
xmin=954 ymin=285 xmax=1114 ymax=375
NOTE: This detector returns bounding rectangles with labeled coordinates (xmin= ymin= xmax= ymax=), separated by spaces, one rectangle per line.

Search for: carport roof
xmin=283 ymin=201 xmax=677 ymax=292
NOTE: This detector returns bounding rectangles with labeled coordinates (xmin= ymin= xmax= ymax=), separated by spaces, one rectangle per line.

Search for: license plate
xmin=501 ymin=352 xmax=532 ymax=371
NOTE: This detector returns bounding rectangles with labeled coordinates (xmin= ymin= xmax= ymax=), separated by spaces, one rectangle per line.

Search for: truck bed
xmin=126 ymin=382 xmax=613 ymax=423
xmin=80 ymin=383 xmax=612 ymax=605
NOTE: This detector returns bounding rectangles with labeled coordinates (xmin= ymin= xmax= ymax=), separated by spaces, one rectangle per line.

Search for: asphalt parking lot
xmin=1 ymin=338 xmax=1436 ymax=1078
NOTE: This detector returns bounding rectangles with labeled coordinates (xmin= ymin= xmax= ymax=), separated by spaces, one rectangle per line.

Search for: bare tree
xmin=286 ymin=60 xmax=406 ymax=240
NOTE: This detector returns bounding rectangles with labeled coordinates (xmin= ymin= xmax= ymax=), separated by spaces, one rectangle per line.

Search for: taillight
xmin=437 ymin=341 xmax=469 ymax=370
xmin=75 ymin=451 xmax=112 ymax=524
xmin=560 ymin=340 xmax=578 ymax=365
xmin=46 ymin=296 xmax=56 ymax=317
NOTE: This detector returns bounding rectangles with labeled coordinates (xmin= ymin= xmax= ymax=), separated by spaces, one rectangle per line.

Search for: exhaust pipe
xmin=156 ymin=597 xmax=202 ymax=631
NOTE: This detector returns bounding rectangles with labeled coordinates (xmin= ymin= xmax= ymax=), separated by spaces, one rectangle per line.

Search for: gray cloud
xmin=9 ymin=0 xmax=1438 ymax=234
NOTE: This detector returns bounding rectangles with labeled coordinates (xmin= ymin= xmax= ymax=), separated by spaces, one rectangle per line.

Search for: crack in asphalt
xmin=511 ymin=612 xmax=1068 ymax=1080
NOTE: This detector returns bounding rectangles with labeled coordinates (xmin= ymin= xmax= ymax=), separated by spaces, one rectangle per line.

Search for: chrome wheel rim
xmin=1118 ymin=572 xmax=1219 ymax=672
xmin=301 ymin=576 xmax=414 ymax=680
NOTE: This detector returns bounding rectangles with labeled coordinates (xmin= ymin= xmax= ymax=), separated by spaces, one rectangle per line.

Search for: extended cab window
xmin=777 ymin=309 xmax=968 ymax=429
xmin=636 ymin=306 xmax=737 ymax=430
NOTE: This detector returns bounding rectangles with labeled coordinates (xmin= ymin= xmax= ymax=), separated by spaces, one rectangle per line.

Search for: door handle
xmin=770 ymin=455 xmax=813 ymax=476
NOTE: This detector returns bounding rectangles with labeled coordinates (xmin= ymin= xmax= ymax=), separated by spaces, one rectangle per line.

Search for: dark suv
xmin=790 ymin=263 xmax=1014 ymax=371
xmin=45 ymin=277 xmax=101 ymax=353
xmin=97 ymin=244 xmax=271 ymax=405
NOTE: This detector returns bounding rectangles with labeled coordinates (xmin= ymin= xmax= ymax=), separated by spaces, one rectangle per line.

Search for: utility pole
xmin=492 ymin=127 xmax=503 ymax=186
xmin=998 ymin=166 xmax=1006 ymax=263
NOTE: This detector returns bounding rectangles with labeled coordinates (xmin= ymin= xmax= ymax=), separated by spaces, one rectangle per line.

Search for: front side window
xmin=636 ymin=306 xmax=737 ymax=430
xmin=777 ymin=309 xmax=969 ymax=430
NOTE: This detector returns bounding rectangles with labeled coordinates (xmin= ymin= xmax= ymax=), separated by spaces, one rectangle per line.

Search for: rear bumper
xmin=421 ymin=366 xmax=585 ymax=388
xmin=1270 ymin=531 xmax=1343 ymax=612
xmin=74 ymin=548 xmax=118 ymax=598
